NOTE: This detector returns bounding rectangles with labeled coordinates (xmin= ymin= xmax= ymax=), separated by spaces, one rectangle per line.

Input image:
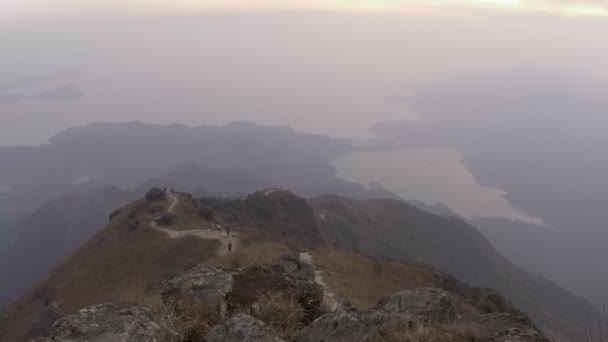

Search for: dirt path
xmin=150 ymin=193 xmax=237 ymax=256
xmin=300 ymin=252 xmax=339 ymax=311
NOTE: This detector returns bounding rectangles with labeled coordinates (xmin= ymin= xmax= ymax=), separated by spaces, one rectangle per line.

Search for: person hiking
xmin=227 ymin=241 xmax=233 ymax=253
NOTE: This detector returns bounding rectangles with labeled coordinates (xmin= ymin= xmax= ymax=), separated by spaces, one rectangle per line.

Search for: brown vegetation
xmin=249 ymin=293 xmax=306 ymax=338
xmin=0 ymin=199 xmax=220 ymax=341
xmin=368 ymin=320 xmax=482 ymax=342
xmin=312 ymin=247 xmax=440 ymax=308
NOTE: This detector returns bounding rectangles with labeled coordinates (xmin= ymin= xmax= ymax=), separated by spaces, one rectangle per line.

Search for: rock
xmin=31 ymin=304 xmax=179 ymax=342
xmin=270 ymin=253 xmax=315 ymax=282
xmin=161 ymin=266 xmax=233 ymax=319
xmin=472 ymin=313 xmax=550 ymax=341
xmin=294 ymin=305 xmax=393 ymax=342
xmin=376 ymin=288 xmax=457 ymax=323
xmin=295 ymin=289 xmax=457 ymax=342
xmin=30 ymin=303 xmax=62 ymax=338
xmin=205 ymin=314 xmax=284 ymax=342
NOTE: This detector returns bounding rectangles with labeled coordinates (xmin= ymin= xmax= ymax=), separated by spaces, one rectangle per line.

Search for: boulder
xmin=472 ymin=313 xmax=550 ymax=342
xmin=205 ymin=314 xmax=284 ymax=342
xmin=161 ymin=266 xmax=233 ymax=319
xmin=30 ymin=304 xmax=179 ymax=342
xmin=295 ymin=289 xmax=457 ymax=342
xmin=294 ymin=304 xmax=393 ymax=342
xmin=376 ymin=288 xmax=457 ymax=323
xmin=270 ymin=253 xmax=315 ymax=282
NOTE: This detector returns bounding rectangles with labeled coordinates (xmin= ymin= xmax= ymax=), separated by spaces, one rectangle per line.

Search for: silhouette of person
xmin=228 ymin=241 xmax=233 ymax=253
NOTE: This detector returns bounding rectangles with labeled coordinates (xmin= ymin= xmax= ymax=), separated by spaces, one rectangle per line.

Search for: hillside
xmin=0 ymin=189 xmax=592 ymax=341
xmin=0 ymin=186 xmax=132 ymax=310
xmin=310 ymin=195 xmax=599 ymax=340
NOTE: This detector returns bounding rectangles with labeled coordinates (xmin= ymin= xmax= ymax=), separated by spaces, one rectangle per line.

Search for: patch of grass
xmin=249 ymin=293 xmax=305 ymax=339
xmin=204 ymin=241 xmax=289 ymax=269
xmin=312 ymin=247 xmax=439 ymax=308
xmin=368 ymin=321 xmax=482 ymax=342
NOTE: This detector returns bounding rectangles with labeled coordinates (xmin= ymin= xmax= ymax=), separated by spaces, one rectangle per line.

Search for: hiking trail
xmin=150 ymin=193 xmax=237 ymax=256
xmin=300 ymin=252 xmax=339 ymax=312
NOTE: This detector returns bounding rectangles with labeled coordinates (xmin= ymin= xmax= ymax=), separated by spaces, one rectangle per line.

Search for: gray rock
xmin=473 ymin=313 xmax=550 ymax=341
xmin=295 ymin=289 xmax=457 ymax=342
xmin=31 ymin=303 xmax=180 ymax=342
xmin=376 ymin=288 xmax=457 ymax=323
xmin=205 ymin=314 xmax=284 ymax=342
xmin=161 ymin=266 xmax=233 ymax=319
xmin=270 ymin=254 xmax=315 ymax=282
xmin=294 ymin=305 xmax=395 ymax=342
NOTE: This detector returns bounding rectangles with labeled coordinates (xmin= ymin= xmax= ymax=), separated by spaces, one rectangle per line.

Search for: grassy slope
xmin=0 ymin=196 xmax=219 ymax=342
xmin=310 ymin=195 xmax=595 ymax=341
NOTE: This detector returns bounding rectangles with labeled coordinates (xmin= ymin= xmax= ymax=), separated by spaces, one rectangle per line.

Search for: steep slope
xmin=0 ymin=186 xmax=132 ymax=310
xmin=310 ymin=195 xmax=599 ymax=341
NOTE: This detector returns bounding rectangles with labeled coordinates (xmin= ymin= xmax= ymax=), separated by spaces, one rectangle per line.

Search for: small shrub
xmin=150 ymin=204 xmax=164 ymax=214
xmin=155 ymin=213 xmax=177 ymax=226
xmin=128 ymin=206 xmax=139 ymax=219
xmin=145 ymin=187 xmax=166 ymax=202
xmin=199 ymin=206 xmax=214 ymax=220
xmin=108 ymin=208 xmax=121 ymax=221
xmin=128 ymin=218 xmax=140 ymax=230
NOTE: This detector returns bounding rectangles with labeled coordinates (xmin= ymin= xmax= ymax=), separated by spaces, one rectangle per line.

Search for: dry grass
xmin=368 ymin=320 xmax=482 ymax=342
xmin=248 ymin=292 xmax=306 ymax=339
xmin=312 ymin=247 xmax=440 ymax=308
xmin=204 ymin=240 xmax=289 ymax=269
xmin=170 ymin=297 xmax=221 ymax=342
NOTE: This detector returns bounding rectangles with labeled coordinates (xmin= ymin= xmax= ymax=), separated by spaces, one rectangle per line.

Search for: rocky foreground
xmin=31 ymin=254 xmax=548 ymax=342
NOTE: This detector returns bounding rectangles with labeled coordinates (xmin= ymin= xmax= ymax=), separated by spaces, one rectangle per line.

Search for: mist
xmin=1 ymin=7 xmax=608 ymax=341
xmin=2 ymin=11 xmax=608 ymax=146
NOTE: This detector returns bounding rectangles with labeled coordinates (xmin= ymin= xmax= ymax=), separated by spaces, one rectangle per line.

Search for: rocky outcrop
xmin=295 ymin=288 xmax=456 ymax=342
xmin=161 ymin=266 xmax=234 ymax=319
xmin=30 ymin=304 xmax=179 ymax=342
xmin=205 ymin=314 xmax=284 ymax=342
xmin=376 ymin=288 xmax=456 ymax=323
xmin=270 ymin=253 xmax=316 ymax=282
xmin=473 ymin=313 xmax=550 ymax=341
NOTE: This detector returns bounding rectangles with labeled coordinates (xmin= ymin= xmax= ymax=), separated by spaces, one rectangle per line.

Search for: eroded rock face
xmin=205 ymin=314 xmax=284 ymax=342
xmin=161 ymin=266 xmax=234 ymax=319
xmin=30 ymin=304 xmax=179 ymax=342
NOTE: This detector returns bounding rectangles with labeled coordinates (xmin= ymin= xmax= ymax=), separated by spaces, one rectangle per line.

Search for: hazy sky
xmin=1 ymin=1 xmax=608 ymax=145
xmin=3 ymin=0 xmax=608 ymax=20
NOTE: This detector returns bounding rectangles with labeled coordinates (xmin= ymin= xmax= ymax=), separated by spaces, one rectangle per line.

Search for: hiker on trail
xmin=228 ymin=241 xmax=233 ymax=253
